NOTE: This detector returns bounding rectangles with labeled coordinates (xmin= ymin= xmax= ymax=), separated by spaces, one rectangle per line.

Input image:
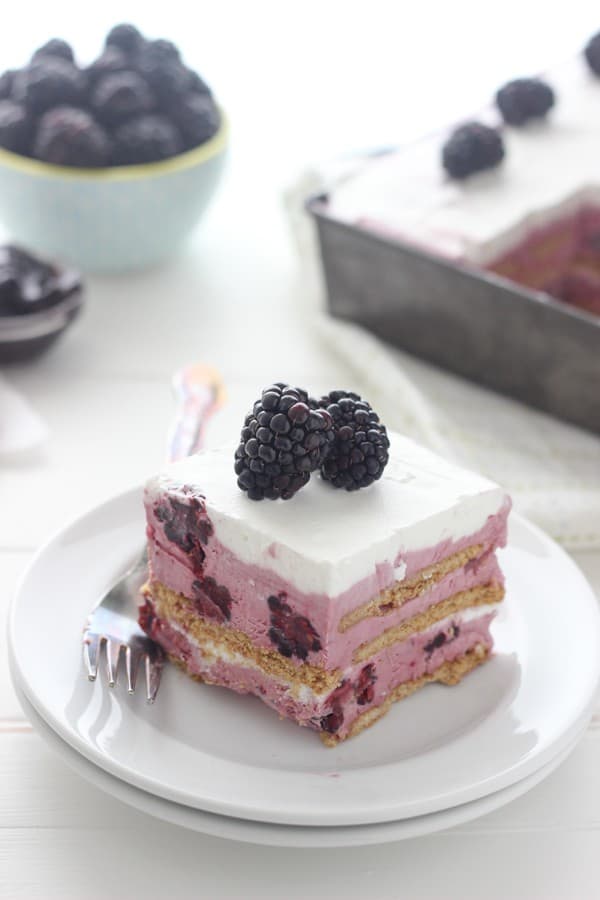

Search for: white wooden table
xmin=2 ymin=4 xmax=600 ymax=897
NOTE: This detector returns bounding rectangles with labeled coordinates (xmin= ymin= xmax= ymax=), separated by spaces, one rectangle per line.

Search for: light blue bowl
xmin=0 ymin=116 xmax=228 ymax=273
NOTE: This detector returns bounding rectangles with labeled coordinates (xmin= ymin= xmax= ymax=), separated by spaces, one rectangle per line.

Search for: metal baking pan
xmin=308 ymin=195 xmax=600 ymax=435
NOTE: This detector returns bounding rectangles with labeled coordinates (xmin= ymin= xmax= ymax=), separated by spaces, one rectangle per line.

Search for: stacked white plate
xmin=9 ymin=488 xmax=600 ymax=847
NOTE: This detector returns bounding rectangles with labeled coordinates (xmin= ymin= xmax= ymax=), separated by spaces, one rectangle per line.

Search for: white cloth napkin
xmin=0 ymin=374 xmax=47 ymax=456
xmin=285 ymin=163 xmax=600 ymax=551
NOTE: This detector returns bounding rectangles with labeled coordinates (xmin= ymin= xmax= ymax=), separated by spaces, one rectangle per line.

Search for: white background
xmin=2 ymin=2 xmax=600 ymax=898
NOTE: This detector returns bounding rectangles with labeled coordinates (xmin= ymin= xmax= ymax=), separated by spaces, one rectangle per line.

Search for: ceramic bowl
xmin=0 ymin=116 xmax=228 ymax=273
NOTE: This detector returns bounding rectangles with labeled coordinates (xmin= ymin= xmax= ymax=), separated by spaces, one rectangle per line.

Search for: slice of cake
xmin=140 ymin=416 xmax=510 ymax=745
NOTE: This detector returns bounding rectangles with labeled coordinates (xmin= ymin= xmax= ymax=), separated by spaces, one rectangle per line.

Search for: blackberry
xmin=320 ymin=706 xmax=344 ymax=734
xmin=234 ymin=383 xmax=333 ymax=501
xmin=0 ymin=70 xmax=14 ymax=99
xmin=192 ymin=577 xmax=233 ymax=623
xmin=31 ymin=38 xmax=75 ymax=64
xmin=86 ymin=47 xmax=129 ymax=86
xmin=138 ymin=597 xmax=157 ymax=637
xmin=0 ymin=100 xmax=32 ymax=155
xmin=495 ymin=78 xmax=555 ymax=126
xmin=187 ymin=69 xmax=212 ymax=96
xmin=145 ymin=39 xmax=180 ymax=64
xmin=14 ymin=59 xmax=86 ymax=115
xmin=424 ymin=631 xmax=448 ymax=655
xmin=267 ymin=594 xmax=321 ymax=660
xmin=584 ymin=31 xmax=600 ymax=76
xmin=91 ymin=71 xmax=154 ymax=127
xmin=424 ymin=624 xmax=460 ymax=656
xmin=111 ymin=114 xmax=182 ymax=165
xmin=171 ymin=92 xmax=220 ymax=149
xmin=355 ymin=663 xmax=377 ymax=705
xmin=317 ymin=390 xmax=390 ymax=491
xmin=442 ymin=122 xmax=504 ymax=179
xmin=137 ymin=57 xmax=191 ymax=107
xmin=154 ymin=496 xmax=211 ymax=572
xmin=105 ymin=23 xmax=145 ymax=56
xmin=33 ymin=107 xmax=110 ymax=167
xmin=319 ymin=679 xmax=354 ymax=734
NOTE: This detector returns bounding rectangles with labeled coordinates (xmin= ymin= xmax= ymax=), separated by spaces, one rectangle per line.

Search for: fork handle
xmin=166 ymin=364 xmax=226 ymax=463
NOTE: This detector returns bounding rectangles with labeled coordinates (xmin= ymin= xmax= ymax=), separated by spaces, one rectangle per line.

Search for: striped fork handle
xmin=166 ymin=363 xmax=226 ymax=463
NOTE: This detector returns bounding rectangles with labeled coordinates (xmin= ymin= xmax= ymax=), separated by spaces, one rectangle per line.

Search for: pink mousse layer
xmin=141 ymin=595 xmax=495 ymax=741
xmin=144 ymin=492 xmax=509 ymax=672
xmin=487 ymin=205 xmax=600 ymax=313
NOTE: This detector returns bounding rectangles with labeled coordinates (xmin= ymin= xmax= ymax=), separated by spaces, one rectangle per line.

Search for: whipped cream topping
xmin=328 ymin=57 xmax=600 ymax=264
xmin=146 ymin=432 xmax=507 ymax=597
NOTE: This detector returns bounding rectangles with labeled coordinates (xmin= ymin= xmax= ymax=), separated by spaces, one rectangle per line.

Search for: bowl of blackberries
xmin=0 ymin=245 xmax=83 ymax=362
xmin=0 ymin=24 xmax=227 ymax=272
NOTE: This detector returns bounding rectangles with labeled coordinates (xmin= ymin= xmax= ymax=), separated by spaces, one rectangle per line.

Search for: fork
xmin=82 ymin=363 xmax=225 ymax=702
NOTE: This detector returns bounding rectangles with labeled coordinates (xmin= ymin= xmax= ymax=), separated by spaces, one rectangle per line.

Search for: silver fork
xmin=82 ymin=364 xmax=225 ymax=701
xmin=82 ymin=549 xmax=160 ymax=699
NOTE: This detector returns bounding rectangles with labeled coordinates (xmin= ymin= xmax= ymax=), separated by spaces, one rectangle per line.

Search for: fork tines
xmin=83 ymin=633 xmax=164 ymax=703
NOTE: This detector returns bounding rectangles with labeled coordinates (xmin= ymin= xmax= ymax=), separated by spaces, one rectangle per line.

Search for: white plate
xmin=16 ymin=683 xmax=582 ymax=848
xmin=8 ymin=487 xmax=600 ymax=826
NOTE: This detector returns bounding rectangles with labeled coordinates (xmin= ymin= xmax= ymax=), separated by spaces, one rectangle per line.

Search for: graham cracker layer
xmin=339 ymin=543 xmax=486 ymax=633
xmin=321 ymin=644 xmax=489 ymax=746
xmin=352 ymin=582 xmax=503 ymax=664
xmin=148 ymin=581 xmax=341 ymax=695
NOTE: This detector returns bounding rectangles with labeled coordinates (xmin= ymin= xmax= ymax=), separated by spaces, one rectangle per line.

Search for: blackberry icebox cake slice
xmin=140 ymin=432 xmax=511 ymax=745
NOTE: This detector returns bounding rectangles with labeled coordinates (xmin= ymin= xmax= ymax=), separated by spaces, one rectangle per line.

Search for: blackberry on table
xmin=33 ymin=106 xmax=111 ymax=167
xmin=105 ymin=23 xmax=145 ymax=56
xmin=317 ymin=390 xmax=390 ymax=491
xmin=171 ymin=92 xmax=220 ymax=149
xmin=495 ymin=78 xmax=555 ymax=125
xmin=111 ymin=114 xmax=182 ymax=165
xmin=91 ymin=71 xmax=155 ymax=127
xmin=234 ymin=383 xmax=333 ymax=501
xmin=442 ymin=122 xmax=505 ymax=179
xmin=584 ymin=31 xmax=600 ymax=76
xmin=31 ymin=38 xmax=75 ymax=64
xmin=15 ymin=59 xmax=86 ymax=114
xmin=0 ymin=100 xmax=32 ymax=155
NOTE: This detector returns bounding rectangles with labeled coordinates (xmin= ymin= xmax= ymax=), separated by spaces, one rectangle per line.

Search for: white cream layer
xmin=146 ymin=431 xmax=507 ymax=597
xmin=429 ymin=602 xmax=499 ymax=631
xmin=328 ymin=57 xmax=600 ymax=264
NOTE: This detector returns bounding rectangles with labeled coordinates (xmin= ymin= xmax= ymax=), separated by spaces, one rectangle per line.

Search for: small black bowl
xmin=0 ymin=250 xmax=83 ymax=363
